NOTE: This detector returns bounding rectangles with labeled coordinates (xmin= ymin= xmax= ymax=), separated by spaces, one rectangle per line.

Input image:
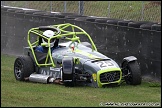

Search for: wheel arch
xmin=121 ymin=56 xmax=142 ymax=85
xmin=121 ymin=56 xmax=137 ymax=67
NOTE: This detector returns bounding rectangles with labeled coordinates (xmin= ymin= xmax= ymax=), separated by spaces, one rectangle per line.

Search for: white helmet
xmin=42 ymin=30 xmax=55 ymax=47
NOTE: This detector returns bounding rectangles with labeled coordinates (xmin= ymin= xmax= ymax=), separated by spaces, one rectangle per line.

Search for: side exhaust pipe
xmin=29 ymin=74 xmax=55 ymax=84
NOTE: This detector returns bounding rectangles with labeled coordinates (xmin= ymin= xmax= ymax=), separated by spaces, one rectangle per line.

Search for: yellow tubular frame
xmin=27 ymin=23 xmax=97 ymax=67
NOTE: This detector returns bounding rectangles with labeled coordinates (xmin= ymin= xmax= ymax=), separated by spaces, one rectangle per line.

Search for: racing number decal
xmin=105 ymin=61 xmax=114 ymax=66
xmin=95 ymin=61 xmax=115 ymax=69
xmin=95 ymin=61 xmax=107 ymax=68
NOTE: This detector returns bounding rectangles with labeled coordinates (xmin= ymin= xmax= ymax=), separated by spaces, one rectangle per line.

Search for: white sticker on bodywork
xmin=94 ymin=61 xmax=116 ymax=69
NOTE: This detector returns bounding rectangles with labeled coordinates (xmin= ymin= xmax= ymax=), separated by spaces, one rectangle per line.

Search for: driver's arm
xmin=35 ymin=45 xmax=44 ymax=53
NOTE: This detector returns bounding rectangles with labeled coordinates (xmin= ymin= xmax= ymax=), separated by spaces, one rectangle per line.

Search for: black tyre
xmin=118 ymin=20 xmax=134 ymax=26
xmin=140 ymin=22 xmax=158 ymax=30
xmin=25 ymin=10 xmax=42 ymax=14
xmin=14 ymin=56 xmax=34 ymax=81
xmin=74 ymin=17 xmax=87 ymax=21
xmin=1 ymin=7 xmax=14 ymax=11
xmin=60 ymin=12 xmax=79 ymax=16
xmin=107 ymin=19 xmax=123 ymax=25
xmin=33 ymin=11 xmax=47 ymax=15
xmin=86 ymin=16 xmax=98 ymax=22
xmin=43 ymin=13 xmax=57 ymax=17
xmin=151 ymin=24 xmax=161 ymax=31
xmin=122 ymin=61 xmax=141 ymax=85
xmin=95 ymin=18 xmax=115 ymax=23
xmin=65 ymin=15 xmax=87 ymax=20
xmin=53 ymin=14 xmax=65 ymax=18
xmin=95 ymin=18 xmax=108 ymax=23
xmin=7 ymin=8 xmax=23 ymax=12
xmin=128 ymin=21 xmax=151 ymax=28
xmin=62 ymin=57 xmax=76 ymax=87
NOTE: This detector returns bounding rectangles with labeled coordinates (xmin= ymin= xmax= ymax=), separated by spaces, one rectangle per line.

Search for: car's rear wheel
xmin=122 ymin=61 xmax=141 ymax=85
xmin=62 ymin=57 xmax=76 ymax=87
xmin=14 ymin=56 xmax=34 ymax=81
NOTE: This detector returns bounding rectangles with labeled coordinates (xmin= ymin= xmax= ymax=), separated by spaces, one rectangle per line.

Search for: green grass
xmin=3 ymin=1 xmax=161 ymax=23
xmin=1 ymin=54 xmax=161 ymax=107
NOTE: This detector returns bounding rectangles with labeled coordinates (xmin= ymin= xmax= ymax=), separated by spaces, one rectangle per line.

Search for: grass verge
xmin=1 ymin=54 xmax=161 ymax=107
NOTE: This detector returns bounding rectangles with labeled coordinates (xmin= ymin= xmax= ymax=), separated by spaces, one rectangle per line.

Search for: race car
xmin=14 ymin=23 xmax=141 ymax=88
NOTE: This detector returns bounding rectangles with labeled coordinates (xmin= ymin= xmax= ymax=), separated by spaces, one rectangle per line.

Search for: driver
xmin=35 ymin=30 xmax=59 ymax=53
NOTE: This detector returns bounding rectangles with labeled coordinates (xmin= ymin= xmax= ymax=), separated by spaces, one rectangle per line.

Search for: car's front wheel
xmin=122 ymin=60 xmax=141 ymax=85
xmin=62 ymin=57 xmax=76 ymax=87
xmin=14 ymin=56 xmax=34 ymax=81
